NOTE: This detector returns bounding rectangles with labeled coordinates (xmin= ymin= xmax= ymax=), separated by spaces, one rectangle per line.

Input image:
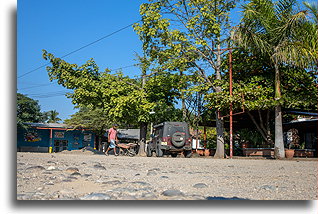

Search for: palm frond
xmin=233 ymin=0 xmax=317 ymax=68
xmin=275 ymin=0 xmax=296 ymax=19
xmin=303 ymin=1 xmax=318 ymax=23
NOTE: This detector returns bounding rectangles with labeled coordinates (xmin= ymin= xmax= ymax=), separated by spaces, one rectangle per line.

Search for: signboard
xmin=192 ymin=139 xmax=204 ymax=149
xmin=54 ymin=132 xmax=65 ymax=138
xmin=84 ymin=133 xmax=92 ymax=142
xmin=24 ymin=131 xmax=41 ymax=142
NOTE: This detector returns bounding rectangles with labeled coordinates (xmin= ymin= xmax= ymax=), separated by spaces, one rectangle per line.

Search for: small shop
xmin=17 ymin=123 xmax=95 ymax=153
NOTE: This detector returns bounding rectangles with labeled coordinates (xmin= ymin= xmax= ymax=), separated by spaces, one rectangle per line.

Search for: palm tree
xmin=46 ymin=110 xmax=62 ymax=123
xmin=233 ymin=0 xmax=316 ymax=158
xmin=301 ymin=1 xmax=317 ymax=67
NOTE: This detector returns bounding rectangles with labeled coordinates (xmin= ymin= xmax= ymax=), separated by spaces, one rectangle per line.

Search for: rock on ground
xmin=16 ymin=152 xmax=317 ymax=200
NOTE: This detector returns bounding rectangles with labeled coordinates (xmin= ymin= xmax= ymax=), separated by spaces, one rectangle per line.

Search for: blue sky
xmin=18 ymin=0 xmax=147 ymax=121
xmin=17 ymin=0 xmax=242 ymax=121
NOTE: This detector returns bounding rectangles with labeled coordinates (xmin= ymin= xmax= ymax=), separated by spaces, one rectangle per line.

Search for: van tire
xmin=171 ymin=153 xmax=178 ymax=158
xmin=184 ymin=150 xmax=192 ymax=158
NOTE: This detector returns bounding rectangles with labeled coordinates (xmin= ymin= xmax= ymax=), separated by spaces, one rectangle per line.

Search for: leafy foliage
xmin=134 ymin=0 xmax=237 ymax=84
xmin=42 ymin=50 xmax=184 ymax=130
xmin=43 ymin=50 xmax=154 ymax=124
xmin=232 ymin=0 xmax=317 ymax=158
xmin=233 ymin=0 xmax=316 ymax=69
xmin=17 ymin=93 xmax=43 ymax=129
xmin=134 ymin=0 xmax=238 ymax=158
xmin=42 ymin=110 xmax=62 ymax=123
xmin=64 ymin=107 xmax=113 ymax=135
xmin=206 ymin=50 xmax=318 ymax=112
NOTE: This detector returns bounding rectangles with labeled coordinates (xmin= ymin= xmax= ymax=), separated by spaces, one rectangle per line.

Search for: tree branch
xmin=247 ymin=110 xmax=267 ymax=142
xmin=258 ymin=109 xmax=267 ymax=134
xmin=118 ymin=77 xmax=142 ymax=90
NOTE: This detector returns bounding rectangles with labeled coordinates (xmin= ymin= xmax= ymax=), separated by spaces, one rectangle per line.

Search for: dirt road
xmin=16 ymin=151 xmax=317 ymax=200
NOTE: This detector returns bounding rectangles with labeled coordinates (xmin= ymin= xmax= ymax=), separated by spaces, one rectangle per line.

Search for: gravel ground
xmin=16 ymin=150 xmax=317 ymax=200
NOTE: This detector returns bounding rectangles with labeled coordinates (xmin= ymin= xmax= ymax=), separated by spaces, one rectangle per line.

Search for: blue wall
xmin=17 ymin=127 xmax=95 ymax=152
xmin=17 ymin=128 xmax=50 ymax=148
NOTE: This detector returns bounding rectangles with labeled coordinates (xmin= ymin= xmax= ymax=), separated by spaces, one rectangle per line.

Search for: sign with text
xmin=54 ymin=132 xmax=65 ymax=138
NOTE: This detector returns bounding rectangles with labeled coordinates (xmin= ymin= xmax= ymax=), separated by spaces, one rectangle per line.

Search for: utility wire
xmin=19 ymin=83 xmax=56 ymax=90
xmin=18 ymin=21 xmax=140 ymax=79
xmin=17 ymin=63 xmax=140 ymax=92
xmin=26 ymin=90 xmax=69 ymax=96
xmin=27 ymin=90 xmax=70 ymax=99
xmin=21 ymin=62 xmax=211 ymax=99
xmin=32 ymin=93 xmax=69 ymax=99
xmin=19 ymin=63 xmax=140 ymax=98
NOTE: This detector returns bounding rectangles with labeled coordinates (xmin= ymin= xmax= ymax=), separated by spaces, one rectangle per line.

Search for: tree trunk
xmin=182 ymin=95 xmax=187 ymax=122
xmin=180 ymin=71 xmax=187 ymax=122
xmin=138 ymin=122 xmax=147 ymax=156
xmin=138 ymin=70 xmax=147 ymax=156
xmin=213 ymin=44 xmax=225 ymax=158
xmin=247 ymin=110 xmax=274 ymax=146
xmin=214 ymin=111 xmax=225 ymax=158
xmin=274 ymin=60 xmax=285 ymax=159
xmin=247 ymin=110 xmax=268 ymax=142
xmin=274 ymin=105 xmax=285 ymax=158
xmin=266 ymin=110 xmax=273 ymax=146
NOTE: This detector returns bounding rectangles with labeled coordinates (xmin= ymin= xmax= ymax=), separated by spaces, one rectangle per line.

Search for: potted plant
xmin=285 ymin=129 xmax=300 ymax=159
xmin=204 ymin=148 xmax=210 ymax=156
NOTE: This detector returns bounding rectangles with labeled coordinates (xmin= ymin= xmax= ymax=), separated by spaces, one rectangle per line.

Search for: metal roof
xmin=284 ymin=110 xmax=318 ymax=117
xmin=153 ymin=121 xmax=188 ymax=128
xmin=283 ymin=118 xmax=318 ymax=125
xmin=24 ymin=122 xmax=69 ymax=128
xmin=105 ymin=129 xmax=140 ymax=140
xmin=117 ymin=129 xmax=140 ymax=140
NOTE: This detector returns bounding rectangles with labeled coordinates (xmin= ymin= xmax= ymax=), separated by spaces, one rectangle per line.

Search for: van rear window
xmin=167 ymin=126 xmax=186 ymax=135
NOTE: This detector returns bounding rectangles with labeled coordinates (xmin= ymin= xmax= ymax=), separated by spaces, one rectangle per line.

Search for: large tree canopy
xmin=17 ymin=93 xmax=43 ymax=129
xmin=232 ymin=0 xmax=317 ymax=158
xmin=134 ymin=0 xmax=238 ymax=158
xmin=42 ymin=50 xmax=156 ymax=125
xmin=207 ymin=49 xmax=317 ymax=145
xmin=42 ymin=50 xmax=185 ymax=154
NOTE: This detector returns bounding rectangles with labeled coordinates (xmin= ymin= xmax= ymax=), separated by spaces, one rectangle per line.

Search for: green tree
xmin=44 ymin=110 xmax=62 ymax=123
xmin=207 ymin=49 xmax=317 ymax=146
xmin=42 ymin=50 xmax=182 ymax=155
xmin=134 ymin=0 xmax=237 ymax=158
xmin=42 ymin=50 xmax=154 ymax=154
xmin=232 ymin=0 xmax=317 ymax=158
xmin=64 ymin=107 xmax=114 ymax=150
xmin=17 ymin=93 xmax=43 ymax=129
xmin=42 ymin=50 xmax=151 ymax=122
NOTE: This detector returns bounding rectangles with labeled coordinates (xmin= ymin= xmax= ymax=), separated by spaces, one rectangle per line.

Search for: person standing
xmin=105 ymin=124 xmax=119 ymax=156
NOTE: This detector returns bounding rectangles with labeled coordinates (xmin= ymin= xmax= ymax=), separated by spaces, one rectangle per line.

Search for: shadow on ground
xmin=206 ymin=196 xmax=250 ymax=200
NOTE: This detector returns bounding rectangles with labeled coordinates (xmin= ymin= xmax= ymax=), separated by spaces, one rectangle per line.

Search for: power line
xmin=26 ymin=90 xmax=69 ymax=96
xmin=27 ymin=90 xmax=70 ymax=99
xmin=19 ymin=83 xmax=56 ymax=90
xmin=19 ymin=63 xmax=140 ymax=98
xmin=18 ymin=21 xmax=140 ymax=79
xmin=32 ymin=93 xmax=68 ymax=99
xmin=111 ymin=64 xmax=139 ymax=72
xmin=17 ymin=63 xmax=140 ymax=92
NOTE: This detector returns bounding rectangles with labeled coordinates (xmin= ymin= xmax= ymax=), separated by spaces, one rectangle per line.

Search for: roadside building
xmin=283 ymin=117 xmax=317 ymax=157
xmin=17 ymin=123 xmax=95 ymax=153
xmin=199 ymin=109 xmax=317 ymax=157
